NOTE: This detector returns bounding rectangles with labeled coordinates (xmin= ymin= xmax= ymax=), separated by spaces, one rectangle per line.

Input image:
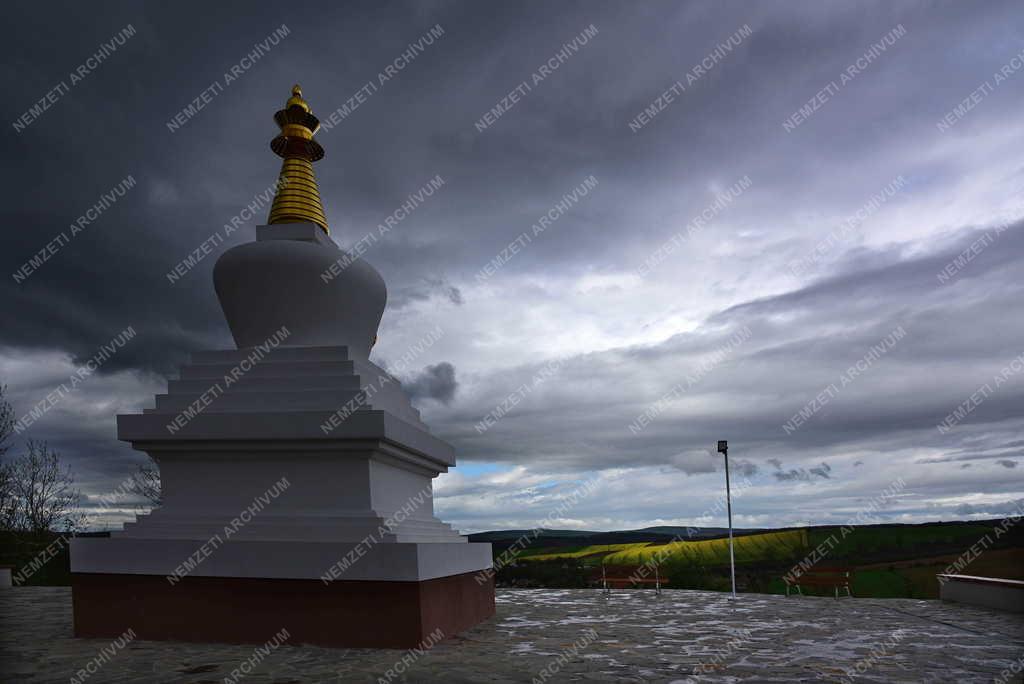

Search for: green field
xmin=0 ymin=530 xmax=72 ymax=586
xmin=602 ymin=530 xmax=808 ymax=566
xmin=806 ymin=523 xmax=995 ymax=560
xmin=497 ymin=521 xmax=1024 ymax=597
xmin=520 ymin=543 xmax=646 ymax=561
xmin=517 ymin=529 xmax=809 ymax=566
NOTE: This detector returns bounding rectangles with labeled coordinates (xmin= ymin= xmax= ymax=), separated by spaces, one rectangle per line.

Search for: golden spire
xmin=267 ymin=84 xmax=329 ymax=233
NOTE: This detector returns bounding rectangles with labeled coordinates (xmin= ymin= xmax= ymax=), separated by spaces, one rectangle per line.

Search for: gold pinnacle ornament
xmin=266 ymin=84 xmax=329 ymax=233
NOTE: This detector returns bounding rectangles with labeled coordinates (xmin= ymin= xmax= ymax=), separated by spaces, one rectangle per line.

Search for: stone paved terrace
xmin=1 ymin=587 xmax=1022 ymax=683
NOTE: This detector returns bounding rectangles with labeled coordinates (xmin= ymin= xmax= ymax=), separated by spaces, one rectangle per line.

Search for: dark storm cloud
xmin=390 ymin=277 xmax=464 ymax=308
xmin=427 ymin=220 xmax=1024 ymax=484
xmin=732 ymin=459 xmax=759 ymax=478
xmin=4 ymin=0 xmax=1024 ymax=528
xmin=404 ymin=361 xmax=458 ymax=404
xmin=808 ymin=463 xmax=832 ymax=479
xmin=774 ymin=463 xmax=831 ymax=482
xmin=4 ymin=0 xmax=1023 ymax=375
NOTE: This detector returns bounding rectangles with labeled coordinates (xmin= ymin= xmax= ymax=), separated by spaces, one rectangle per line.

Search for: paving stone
xmin=1 ymin=587 xmax=1022 ymax=682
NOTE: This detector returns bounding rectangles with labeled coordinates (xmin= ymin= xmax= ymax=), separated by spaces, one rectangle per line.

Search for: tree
xmin=0 ymin=384 xmax=13 ymax=458
xmin=9 ymin=441 xmax=82 ymax=533
xmin=0 ymin=385 xmax=15 ymax=529
xmin=0 ymin=460 xmax=14 ymax=530
xmin=133 ymin=462 xmax=162 ymax=506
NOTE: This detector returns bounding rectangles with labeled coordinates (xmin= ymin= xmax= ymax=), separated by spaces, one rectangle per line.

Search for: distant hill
xmin=477 ymin=519 xmax=1024 ymax=598
xmin=470 ymin=519 xmax=1017 ymax=547
xmin=468 ymin=525 xmax=765 ymax=550
xmin=635 ymin=525 xmax=766 ymax=539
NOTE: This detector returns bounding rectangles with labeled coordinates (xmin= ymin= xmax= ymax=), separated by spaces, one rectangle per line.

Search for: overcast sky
xmin=2 ymin=1 xmax=1023 ymax=534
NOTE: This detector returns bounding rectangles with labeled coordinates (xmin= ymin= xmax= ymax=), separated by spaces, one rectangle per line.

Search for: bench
xmin=601 ymin=565 xmax=662 ymax=594
xmin=784 ymin=566 xmax=852 ymax=598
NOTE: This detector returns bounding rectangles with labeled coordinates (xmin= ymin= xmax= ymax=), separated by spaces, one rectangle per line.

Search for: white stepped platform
xmin=71 ymin=537 xmax=491 ymax=582
xmin=141 ymin=345 xmax=424 ymax=428
xmin=74 ymin=343 xmax=490 ymax=582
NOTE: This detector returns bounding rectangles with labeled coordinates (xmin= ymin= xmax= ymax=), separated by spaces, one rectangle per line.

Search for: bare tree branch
xmin=133 ymin=462 xmax=161 ymax=507
xmin=9 ymin=441 xmax=82 ymax=533
xmin=0 ymin=384 xmax=14 ymax=459
xmin=0 ymin=385 xmax=14 ymax=530
xmin=0 ymin=460 xmax=14 ymax=531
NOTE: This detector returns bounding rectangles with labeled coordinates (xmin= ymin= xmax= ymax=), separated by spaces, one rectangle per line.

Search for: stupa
xmin=70 ymin=85 xmax=495 ymax=648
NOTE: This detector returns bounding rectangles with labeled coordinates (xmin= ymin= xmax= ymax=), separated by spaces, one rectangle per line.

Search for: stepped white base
xmin=80 ymin=342 xmax=492 ymax=583
xmin=71 ymin=538 xmax=492 ymax=582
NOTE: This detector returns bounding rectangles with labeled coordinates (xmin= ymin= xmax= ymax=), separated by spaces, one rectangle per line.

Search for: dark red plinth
xmin=71 ymin=571 xmax=495 ymax=649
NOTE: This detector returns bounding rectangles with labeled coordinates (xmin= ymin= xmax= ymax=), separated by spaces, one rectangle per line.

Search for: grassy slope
xmin=601 ymin=530 xmax=808 ymax=566
xmin=519 ymin=543 xmax=641 ymax=561
xmin=519 ymin=523 xmax=1009 ymax=567
xmin=0 ymin=530 xmax=72 ymax=586
xmin=519 ymin=530 xmax=809 ymax=565
xmin=805 ymin=523 xmax=995 ymax=560
xmin=508 ymin=522 xmax=1023 ymax=598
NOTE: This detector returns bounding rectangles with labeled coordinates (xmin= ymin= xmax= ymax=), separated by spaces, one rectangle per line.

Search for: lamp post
xmin=717 ymin=440 xmax=737 ymax=599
